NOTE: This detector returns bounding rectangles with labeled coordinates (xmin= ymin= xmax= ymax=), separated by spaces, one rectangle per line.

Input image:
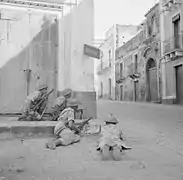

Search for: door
xmin=109 ymin=78 xmax=112 ymax=99
xmin=120 ymin=85 xmax=123 ymax=101
xmin=100 ymin=82 xmax=103 ymax=97
xmin=148 ymin=67 xmax=158 ymax=102
xmin=175 ymin=65 xmax=183 ymax=104
xmin=134 ymin=81 xmax=139 ymax=101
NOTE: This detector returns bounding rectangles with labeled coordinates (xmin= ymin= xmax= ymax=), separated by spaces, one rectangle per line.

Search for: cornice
xmin=0 ymin=0 xmax=64 ymax=11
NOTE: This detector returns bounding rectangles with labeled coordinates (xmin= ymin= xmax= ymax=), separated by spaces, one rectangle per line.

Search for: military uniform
xmin=50 ymin=88 xmax=72 ymax=121
xmin=46 ymin=99 xmax=81 ymax=150
xmin=19 ymin=85 xmax=48 ymax=121
xmin=97 ymin=114 xmax=131 ymax=161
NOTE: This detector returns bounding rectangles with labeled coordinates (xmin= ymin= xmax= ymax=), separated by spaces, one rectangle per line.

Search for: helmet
xmin=62 ymin=88 xmax=72 ymax=98
xmin=105 ymin=114 xmax=119 ymax=124
xmin=38 ymin=85 xmax=48 ymax=91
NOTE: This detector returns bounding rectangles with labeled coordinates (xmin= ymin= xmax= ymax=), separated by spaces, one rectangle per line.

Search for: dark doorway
xmin=175 ymin=65 xmax=183 ymax=104
xmin=109 ymin=78 xmax=112 ymax=99
xmin=100 ymin=82 xmax=103 ymax=97
xmin=134 ymin=81 xmax=139 ymax=101
xmin=120 ymin=85 xmax=123 ymax=101
xmin=146 ymin=58 xmax=158 ymax=102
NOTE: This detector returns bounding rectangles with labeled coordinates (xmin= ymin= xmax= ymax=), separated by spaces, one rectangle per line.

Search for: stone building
xmin=96 ymin=24 xmax=138 ymax=100
xmin=115 ymin=3 xmax=161 ymax=102
xmin=160 ymin=0 xmax=183 ymax=105
xmin=0 ymin=0 xmax=96 ymax=118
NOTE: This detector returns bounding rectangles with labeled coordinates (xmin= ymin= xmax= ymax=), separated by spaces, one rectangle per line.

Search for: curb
xmin=0 ymin=121 xmax=56 ymax=138
xmin=0 ymin=119 xmax=102 ymax=138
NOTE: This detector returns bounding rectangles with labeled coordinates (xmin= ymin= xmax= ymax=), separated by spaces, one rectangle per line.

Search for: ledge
xmin=0 ymin=0 xmax=64 ymax=11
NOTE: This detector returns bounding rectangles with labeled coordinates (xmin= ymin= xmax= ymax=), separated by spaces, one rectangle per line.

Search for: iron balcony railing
xmin=163 ymin=34 xmax=183 ymax=54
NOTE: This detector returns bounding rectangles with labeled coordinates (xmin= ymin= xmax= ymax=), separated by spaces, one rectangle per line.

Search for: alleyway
xmin=0 ymin=100 xmax=183 ymax=180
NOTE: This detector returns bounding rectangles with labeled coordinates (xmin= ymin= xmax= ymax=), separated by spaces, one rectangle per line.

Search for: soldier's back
xmin=27 ymin=90 xmax=41 ymax=102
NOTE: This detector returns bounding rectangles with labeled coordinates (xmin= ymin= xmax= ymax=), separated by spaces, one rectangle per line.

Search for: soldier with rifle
xmin=50 ymin=88 xmax=72 ymax=121
xmin=18 ymin=85 xmax=53 ymax=121
xmin=46 ymin=99 xmax=92 ymax=150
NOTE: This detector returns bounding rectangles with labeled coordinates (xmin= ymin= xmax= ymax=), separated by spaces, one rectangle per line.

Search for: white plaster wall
xmin=58 ymin=0 xmax=95 ymax=92
xmin=0 ymin=6 xmax=59 ymax=69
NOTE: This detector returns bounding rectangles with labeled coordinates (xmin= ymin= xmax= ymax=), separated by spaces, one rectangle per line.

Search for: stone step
xmin=0 ymin=117 xmax=101 ymax=139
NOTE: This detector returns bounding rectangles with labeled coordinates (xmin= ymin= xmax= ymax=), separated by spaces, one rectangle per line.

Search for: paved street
xmin=0 ymin=100 xmax=183 ymax=180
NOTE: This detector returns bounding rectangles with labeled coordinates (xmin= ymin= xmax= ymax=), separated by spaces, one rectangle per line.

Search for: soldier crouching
xmin=46 ymin=100 xmax=81 ymax=150
xmin=96 ymin=114 xmax=132 ymax=161
xmin=50 ymin=88 xmax=73 ymax=121
xmin=18 ymin=85 xmax=48 ymax=121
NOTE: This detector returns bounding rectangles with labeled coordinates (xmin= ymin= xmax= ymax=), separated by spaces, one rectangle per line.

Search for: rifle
xmin=33 ymin=89 xmax=54 ymax=112
xmin=75 ymin=117 xmax=93 ymax=131
xmin=65 ymin=117 xmax=93 ymax=134
xmin=51 ymin=100 xmax=67 ymax=121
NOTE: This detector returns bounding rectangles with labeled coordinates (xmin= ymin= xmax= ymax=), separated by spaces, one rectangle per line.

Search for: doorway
xmin=134 ymin=81 xmax=139 ymax=101
xmin=146 ymin=58 xmax=158 ymax=102
xmin=109 ymin=78 xmax=112 ymax=99
xmin=120 ymin=85 xmax=123 ymax=101
xmin=100 ymin=82 xmax=103 ymax=98
xmin=175 ymin=65 xmax=183 ymax=104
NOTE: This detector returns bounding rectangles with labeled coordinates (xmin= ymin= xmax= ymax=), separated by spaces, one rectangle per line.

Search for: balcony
xmin=163 ymin=34 xmax=183 ymax=57
xmin=115 ymin=71 xmax=125 ymax=84
xmin=128 ymin=73 xmax=140 ymax=82
xmin=116 ymin=76 xmax=125 ymax=84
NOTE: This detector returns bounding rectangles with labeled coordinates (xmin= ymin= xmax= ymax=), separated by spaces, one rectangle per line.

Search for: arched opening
xmin=146 ymin=58 xmax=158 ymax=102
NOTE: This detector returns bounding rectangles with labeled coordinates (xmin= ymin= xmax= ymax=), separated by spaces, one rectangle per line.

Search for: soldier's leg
xmin=112 ymin=145 xmax=122 ymax=161
xmin=61 ymin=129 xmax=80 ymax=146
xmin=101 ymin=145 xmax=111 ymax=161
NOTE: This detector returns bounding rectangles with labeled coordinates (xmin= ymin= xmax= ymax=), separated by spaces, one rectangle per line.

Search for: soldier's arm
xmin=119 ymin=127 xmax=124 ymax=140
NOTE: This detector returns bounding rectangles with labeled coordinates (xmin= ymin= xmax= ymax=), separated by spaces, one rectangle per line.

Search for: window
xmin=173 ymin=14 xmax=181 ymax=49
xmin=134 ymin=54 xmax=138 ymax=73
xmin=152 ymin=15 xmax=157 ymax=35
xmin=109 ymin=50 xmax=112 ymax=67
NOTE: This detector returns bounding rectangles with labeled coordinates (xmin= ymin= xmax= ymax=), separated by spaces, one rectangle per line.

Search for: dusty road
xmin=0 ymin=100 xmax=183 ymax=180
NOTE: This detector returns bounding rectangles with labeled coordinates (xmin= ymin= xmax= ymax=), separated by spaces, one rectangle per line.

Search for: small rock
xmin=0 ymin=177 xmax=5 ymax=180
xmin=8 ymin=165 xmax=24 ymax=173
xmin=16 ymin=167 xmax=24 ymax=173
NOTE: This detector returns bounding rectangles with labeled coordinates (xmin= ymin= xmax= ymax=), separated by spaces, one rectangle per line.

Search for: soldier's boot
xmin=112 ymin=145 xmax=122 ymax=161
xmin=101 ymin=145 xmax=111 ymax=161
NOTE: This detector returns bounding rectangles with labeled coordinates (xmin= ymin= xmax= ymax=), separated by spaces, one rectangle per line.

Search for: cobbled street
xmin=0 ymin=100 xmax=183 ymax=180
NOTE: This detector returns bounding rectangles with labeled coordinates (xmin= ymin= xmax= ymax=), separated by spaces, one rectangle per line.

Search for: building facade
xmin=115 ymin=3 xmax=161 ymax=103
xmin=96 ymin=24 xmax=138 ymax=100
xmin=160 ymin=0 xmax=183 ymax=105
xmin=0 ymin=0 xmax=96 ymax=118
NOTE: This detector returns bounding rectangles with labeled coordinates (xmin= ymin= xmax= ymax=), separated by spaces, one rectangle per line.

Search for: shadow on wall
xmin=0 ymin=16 xmax=58 ymax=113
